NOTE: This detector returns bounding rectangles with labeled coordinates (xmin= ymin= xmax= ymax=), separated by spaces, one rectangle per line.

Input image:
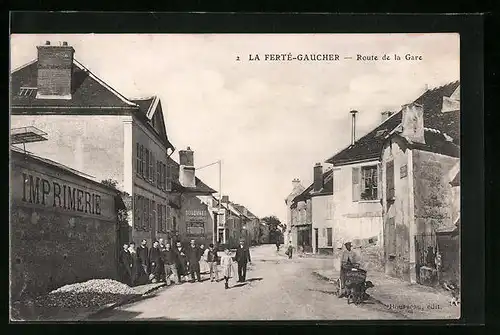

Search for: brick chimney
xmin=36 ymin=41 xmax=75 ymax=100
xmin=221 ymin=195 xmax=229 ymax=203
xmin=179 ymin=146 xmax=195 ymax=188
xmin=401 ymin=103 xmax=425 ymax=144
xmin=313 ymin=163 xmax=323 ymax=192
xmin=350 ymin=110 xmax=358 ymax=145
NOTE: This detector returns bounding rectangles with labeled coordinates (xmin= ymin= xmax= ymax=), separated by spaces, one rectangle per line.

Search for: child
xmin=220 ymin=248 xmax=234 ymax=289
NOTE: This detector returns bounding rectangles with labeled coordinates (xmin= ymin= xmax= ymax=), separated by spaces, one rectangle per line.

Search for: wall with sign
xmin=10 ymin=150 xmax=119 ymax=300
xmin=180 ymin=195 xmax=214 ymax=246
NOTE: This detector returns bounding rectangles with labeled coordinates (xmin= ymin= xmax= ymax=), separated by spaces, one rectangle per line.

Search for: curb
xmin=83 ymin=283 xmax=168 ymax=320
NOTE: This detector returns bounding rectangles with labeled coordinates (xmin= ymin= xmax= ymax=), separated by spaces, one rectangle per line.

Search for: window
xmin=166 ymin=163 xmax=171 ymax=191
xmin=327 ymin=228 xmax=333 ymax=247
xmin=19 ymin=87 xmax=37 ymax=97
xmin=150 ymin=200 xmax=156 ymax=232
xmin=386 ymin=161 xmax=395 ymax=200
xmin=140 ymin=145 xmax=145 ymax=177
xmin=157 ymin=203 xmax=163 ymax=232
xmin=150 ymin=153 xmax=155 ymax=183
xmin=143 ymin=198 xmax=149 ymax=231
xmin=134 ymin=196 xmax=142 ymax=229
xmin=136 ymin=143 xmax=141 ymax=175
xmin=157 ymin=161 xmax=161 ymax=189
xmin=166 ymin=205 xmax=171 ymax=231
xmin=145 ymin=149 xmax=150 ymax=180
xmin=352 ymin=165 xmax=379 ymax=201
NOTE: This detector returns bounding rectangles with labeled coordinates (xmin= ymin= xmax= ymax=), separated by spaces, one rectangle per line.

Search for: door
xmin=314 ymin=228 xmax=319 ymax=253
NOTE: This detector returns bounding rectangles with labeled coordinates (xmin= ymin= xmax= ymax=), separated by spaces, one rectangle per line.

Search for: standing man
xmin=186 ymin=239 xmax=202 ymax=283
xmin=206 ymin=243 xmax=220 ymax=282
xmin=158 ymin=238 xmax=167 ymax=282
xmin=119 ymin=243 xmax=132 ymax=285
xmin=276 ymin=240 xmax=280 ymax=252
xmin=149 ymin=241 xmax=162 ymax=283
xmin=137 ymin=239 xmax=149 ymax=279
xmin=339 ymin=241 xmax=361 ymax=298
xmin=175 ymin=241 xmax=188 ymax=283
xmin=162 ymin=242 xmax=180 ymax=285
xmin=286 ymin=241 xmax=294 ymax=259
xmin=128 ymin=241 xmax=142 ymax=286
xmin=235 ymin=240 xmax=251 ymax=282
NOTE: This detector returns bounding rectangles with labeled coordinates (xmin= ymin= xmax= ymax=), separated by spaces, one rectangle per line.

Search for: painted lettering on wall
xmin=22 ymin=173 xmax=102 ymax=215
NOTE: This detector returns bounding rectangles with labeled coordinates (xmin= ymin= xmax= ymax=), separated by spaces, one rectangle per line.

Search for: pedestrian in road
xmin=158 ymin=238 xmax=167 ymax=282
xmin=221 ymin=248 xmax=235 ymax=289
xmin=186 ymin=239 xmax=202 ymax=283
xmin=339 ymin=241 xmax=361 ymax=298
xmin=285 ymin=242 xmax=293 ymax=259
xmin=199 ymin=244 xmax=210 ymax=274
xmin=234 ymin=240 xmax=251 ymax=282
xmin=276 ymin=240 xmax=280 ymax=252
xmin=206 ymin=243 xmax=220 ymax=282
xmin=128 ymin=241 xmax=145 ymax=286
xmin=137 ymin=239 xmax=150 ymax=278
xmin=162 ymin=242 xmax=180 ymax=285
xmin=149 ymin=240 xmax=162 ymax=283
xmin=119 ymin=243 xmax=133 ymax=286
xmin=175 ymin=241 xmax=188 ymax=283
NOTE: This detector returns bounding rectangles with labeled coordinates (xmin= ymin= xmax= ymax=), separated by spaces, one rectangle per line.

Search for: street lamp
xmin=195 ymin=159 xmax=222 ymax=246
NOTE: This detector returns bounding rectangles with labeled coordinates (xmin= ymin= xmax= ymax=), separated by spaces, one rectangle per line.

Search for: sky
xmin=10 ymin=33 xmax=460 ymax=223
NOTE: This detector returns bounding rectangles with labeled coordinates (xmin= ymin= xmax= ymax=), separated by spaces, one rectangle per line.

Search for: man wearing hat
xmin=339 ymin=241 xmax=361 ymax=298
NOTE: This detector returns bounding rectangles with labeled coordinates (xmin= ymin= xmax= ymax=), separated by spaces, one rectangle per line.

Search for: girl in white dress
xmin=199 ymin=244 xmax=210 ymax=274
xmin=220 ymin=248 xmax=235 ymax=289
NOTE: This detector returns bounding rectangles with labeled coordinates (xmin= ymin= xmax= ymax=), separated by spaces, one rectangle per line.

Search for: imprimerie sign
xmin=22 ymin=172 xmax=102 ymax=215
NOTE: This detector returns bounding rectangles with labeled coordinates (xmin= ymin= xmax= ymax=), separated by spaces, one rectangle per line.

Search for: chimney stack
xmin=381 ymin=111 xmax=394 ymax=123
xmin=36 ymin=41 xmax=74 ymax=100
xmin=292 ymin=178 xmax=301 ymax=189
xmin=401 ymin=103 xmax=425 ymax=144
xmin=221 ymin=195 xmax=229 ymax=203
xmin=350 ymin=110 xmax=358 ymax=145
xmin=179 ymin=146 xmax=196 ymax=188
xmin=313 ymin=163 xmax=323 ymax=192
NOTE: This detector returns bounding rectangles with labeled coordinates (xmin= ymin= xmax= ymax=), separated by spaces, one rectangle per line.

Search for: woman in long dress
xmin=199 ymin=244 xmax=210 ymax=274
xmin=220 ymin=248 xmax=235 ymax=289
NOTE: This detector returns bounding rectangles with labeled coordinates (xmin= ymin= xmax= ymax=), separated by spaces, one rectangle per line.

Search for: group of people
xmin=119 ymin=238 xmax=252 ymax=290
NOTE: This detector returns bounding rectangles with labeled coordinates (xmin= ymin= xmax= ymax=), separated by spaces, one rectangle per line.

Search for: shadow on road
xmin=231 ymin=283 xmax=248 ymax=288
xmin=87 ymin=308 xmax=179 ymax=321
xmin=246 ymin=277 xmax=263 ymax=282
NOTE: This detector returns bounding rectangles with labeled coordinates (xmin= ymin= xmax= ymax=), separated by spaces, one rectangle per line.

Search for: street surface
xmin=90 ymin=245 xmax=404 ymax=320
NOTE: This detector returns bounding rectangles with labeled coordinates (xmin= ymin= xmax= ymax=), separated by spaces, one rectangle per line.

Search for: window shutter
xmin=378 ymin=163 xmax=383 ymax=199
xmin=136 ymin=143 xmax=140 ymax=175
xmin=352 ymin=167 xmax=360 ymax=202
xmin=386 ymin=161 xmax=395 ymax=200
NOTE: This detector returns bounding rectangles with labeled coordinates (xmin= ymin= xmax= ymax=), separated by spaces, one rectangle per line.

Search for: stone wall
xmin=11 ymin=151 xmax=118 ymax=300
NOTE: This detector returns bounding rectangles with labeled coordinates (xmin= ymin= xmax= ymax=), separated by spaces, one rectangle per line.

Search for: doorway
xmin=314 ymin=228 xmax=319 ymax=253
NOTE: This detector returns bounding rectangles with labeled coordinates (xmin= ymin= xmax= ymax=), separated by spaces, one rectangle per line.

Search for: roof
xmin=10 ymin=58 xmax=174 ymax=150
xmin=291 ymin=169 xmax=334 ymax=206
xmin=168 ymin=157 xmax=216 ymax=195
xmin=388 ymin=128 xmax=460 ymax=158
xmin=326 ymin=81 xmax=460 ymax=166
xmin=11 ymin=146 xmax=118 ymax=194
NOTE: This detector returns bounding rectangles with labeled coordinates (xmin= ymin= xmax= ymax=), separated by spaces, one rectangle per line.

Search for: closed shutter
xmin=136 ymin=143 xmax=140 ymax=175
xmin=327 ymin=228 xmax=333 ymax=246
xmin=386 ymin=161 xmax=395 ymax=200
xmin=352 ymin=167 xmax=360 ymax=202
xmin=145 ymin=150 xmax=149 ymax=180
xmin=378 ymin=163 xmax=383 ymax=199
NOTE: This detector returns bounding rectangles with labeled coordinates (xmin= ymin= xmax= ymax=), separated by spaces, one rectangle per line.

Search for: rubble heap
xmin=33 ymin=279 xmax=139 ymax=309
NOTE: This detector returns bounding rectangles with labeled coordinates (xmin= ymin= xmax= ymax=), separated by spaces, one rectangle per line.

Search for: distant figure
xmin=276 ymin=240 xmax=280 ymax=252
xmin=186 ymin=239 xmax=202 ymax=282
xmin=235 ymin=240 xmax=251 ymax=282
xmin=137 ymin=239 xmax=149 ymax=278
xmin=221 ymin=248 xmax=234 ymax=289
xmin=286 ymin=242 xmax=293 ymax=259
xmin=119 ymin=243 xmax=132 ymax=286
xmin=128 ymin=241 xmax=144 ymax=286
xmin=206 ymin=243 xmax=220 ymax=282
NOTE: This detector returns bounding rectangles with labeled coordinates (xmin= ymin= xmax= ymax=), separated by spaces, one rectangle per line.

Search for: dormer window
xmin=19 ymin=87 xmax=37 ymax=97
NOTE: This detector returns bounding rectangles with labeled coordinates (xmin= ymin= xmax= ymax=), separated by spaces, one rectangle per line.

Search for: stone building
xmin=284 ymin=179 xmax=305 ymax=247
xmin=380 ymin=82 xmax=460 ymax=284
xmin=10 ymin=41 xmax=174 ymax=247
xmin=10 ymin=147 xmax=124 ymax=299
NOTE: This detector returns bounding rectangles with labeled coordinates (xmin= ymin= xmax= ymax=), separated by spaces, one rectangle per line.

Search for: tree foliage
xmin=261 ymin=215 xmax=284 ymax=244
